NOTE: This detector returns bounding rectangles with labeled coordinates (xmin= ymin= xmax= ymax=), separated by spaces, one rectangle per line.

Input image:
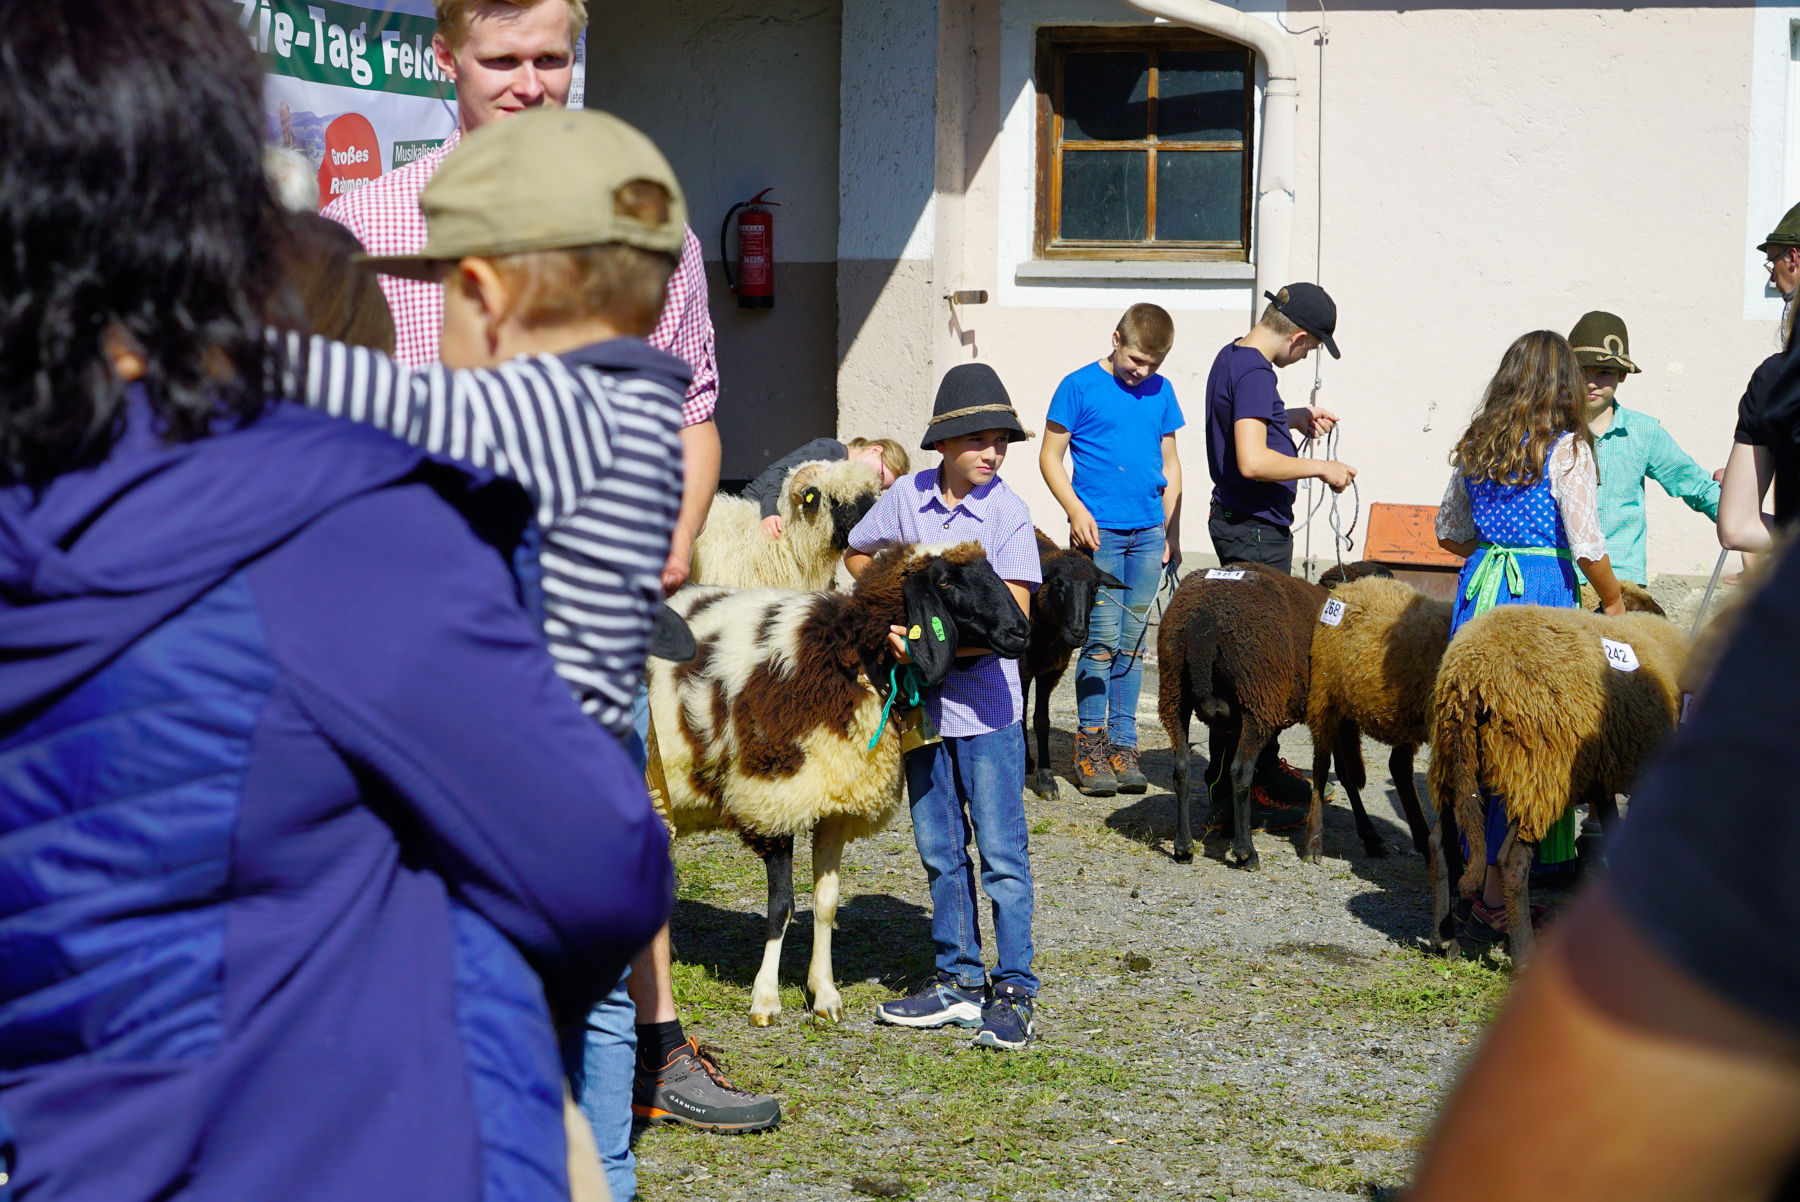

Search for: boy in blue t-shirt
xmin=1040 ymin=303 xmax=1185 ymax=797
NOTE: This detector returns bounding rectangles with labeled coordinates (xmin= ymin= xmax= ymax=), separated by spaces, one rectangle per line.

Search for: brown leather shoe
xmin=1107 ymin=743 xmax=1147 ymax=793
xmin=1073 ymin=726 xmax=1117 ymax=796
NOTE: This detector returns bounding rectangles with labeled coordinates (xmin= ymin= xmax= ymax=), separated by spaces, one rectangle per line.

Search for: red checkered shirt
xmin=322 ymin=128 xmax=719 ymax=426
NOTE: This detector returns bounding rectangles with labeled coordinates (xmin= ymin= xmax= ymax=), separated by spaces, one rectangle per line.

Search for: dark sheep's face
xmin=1040 ymin=561 xmax=1127 ymax=648
xmin=925 ymin=554 xmax=1029 ymax=658
xmin=828 ymin=490 xmax=878 ymax=551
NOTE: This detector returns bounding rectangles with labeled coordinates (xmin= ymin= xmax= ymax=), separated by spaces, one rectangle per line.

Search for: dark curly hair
xmin=0 ymin=0 xmax=287 ymax=485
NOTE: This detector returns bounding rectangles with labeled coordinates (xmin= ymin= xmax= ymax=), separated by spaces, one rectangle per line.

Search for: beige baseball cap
xmin=361 ymin=108 xmax=687 ymax=279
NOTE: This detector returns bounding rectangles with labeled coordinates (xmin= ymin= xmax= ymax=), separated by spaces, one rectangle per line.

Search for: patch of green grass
xmin=1334 ymin=957 xmax=1511 ymax=1024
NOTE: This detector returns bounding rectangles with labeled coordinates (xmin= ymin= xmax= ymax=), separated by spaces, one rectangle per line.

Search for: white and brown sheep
xmin=648 ymin=542 xmax=1030 ymax=1025
xmin=1021 ymin=531 xmax=1125 ymax=798
xmin=1426 ymin=605 xmax=1689 ymax=962
xmin=1157 ymin=561 xmax=1390 ymax=868
xmin=689 ymin=458 xmax=882 ymax=591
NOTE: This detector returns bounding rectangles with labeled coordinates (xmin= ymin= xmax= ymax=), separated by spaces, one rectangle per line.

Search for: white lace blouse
xmin=1434 ymin=436 xmax=1609 ymax=563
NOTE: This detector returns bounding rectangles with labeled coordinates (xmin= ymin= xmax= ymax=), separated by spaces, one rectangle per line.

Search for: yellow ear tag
xmin=803 ymin=489 xmax=819 ymax=505
xmin=908 ymin=624 xmax=923 ymax=640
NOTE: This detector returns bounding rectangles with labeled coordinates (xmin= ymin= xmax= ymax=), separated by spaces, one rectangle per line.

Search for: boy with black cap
xmin=1570 ymin=310 xmax=1718 ymax=587
xmin=844 ymin=364 xmax=1043 ymax=1051
xmin=1203 ymin=283 xmax=1356 ymax=829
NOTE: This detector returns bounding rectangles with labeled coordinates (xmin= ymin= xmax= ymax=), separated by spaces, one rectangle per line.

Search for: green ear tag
xmin=931 ymin=616 xmax=947 ymax=642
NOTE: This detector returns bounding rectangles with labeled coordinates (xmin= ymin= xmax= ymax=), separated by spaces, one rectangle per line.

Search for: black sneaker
xmin=632 ymin=1039 xmax=781 ymax=1133
xmin=972 ymin=982 xmax=1035 ymax=1050
xmin=1253 ymin=757 xmax=1314 ymax=807
xmin=1205 ymin=791 xmax=1307 ymax=835
xmin=875 ymin=979 xmax=986 ymax=1029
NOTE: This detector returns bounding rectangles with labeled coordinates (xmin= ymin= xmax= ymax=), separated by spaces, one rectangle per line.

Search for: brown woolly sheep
xmin=1021 ymin=531 xmax=1125 ymax=799
xmin=689 ymin=458 xmax=882 ymax=591
xmin=648 ymin=542 xmax=1029 ymax=1025
xmin=1427 ymin=605 xmax=1689 ymax=962
xmin=1157 ymin=561 xmax=1389 ymax=868
xmin=1304 ymin=575 xmax=1447 ymax=862
xmin=1306 ymin=575 xmax=1667 ymax=866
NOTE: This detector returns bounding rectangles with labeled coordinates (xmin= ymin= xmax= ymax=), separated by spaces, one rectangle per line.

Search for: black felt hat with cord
xmin=919 ymin=363 xmax=1033 ymax=450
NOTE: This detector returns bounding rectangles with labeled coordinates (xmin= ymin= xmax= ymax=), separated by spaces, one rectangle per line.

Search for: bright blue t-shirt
xmin=1045 ymin=360 xmax=1185 ymax=529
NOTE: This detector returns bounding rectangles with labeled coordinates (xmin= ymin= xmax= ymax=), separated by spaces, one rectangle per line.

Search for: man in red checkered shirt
xmin=324 ymin=0 xmax=762 ymax=1191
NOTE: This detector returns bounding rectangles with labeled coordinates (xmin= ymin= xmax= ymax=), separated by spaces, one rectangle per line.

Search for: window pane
xmin=1063 ymin=52 xmax=1149 ymax=141
xmin=1155 ymin=150 xmax=1243 ymax=242
xmin=1158 ymin=50 xmax=1246 ymax=142
xmin=1061 ymin=150 xmax=1148 ymax=240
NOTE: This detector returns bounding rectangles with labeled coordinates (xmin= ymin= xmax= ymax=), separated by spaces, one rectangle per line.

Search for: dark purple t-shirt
xmin=1205 ymin=341 xmax=1298 ymax=525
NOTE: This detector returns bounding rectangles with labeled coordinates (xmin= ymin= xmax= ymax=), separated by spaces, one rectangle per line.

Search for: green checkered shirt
xmin=1593 ymin=404 xmax=1719 ymax=585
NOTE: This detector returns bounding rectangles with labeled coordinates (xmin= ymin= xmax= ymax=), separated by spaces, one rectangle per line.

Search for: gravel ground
xmin=636 ymin=661 xmax=1532 ymax=1202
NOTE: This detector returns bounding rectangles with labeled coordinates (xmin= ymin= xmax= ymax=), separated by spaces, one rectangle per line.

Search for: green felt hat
xmin=1759 ymin=201 xmax=1800 ymax=254
xmin=1568 ymin=311 xmax=1639 ymax=375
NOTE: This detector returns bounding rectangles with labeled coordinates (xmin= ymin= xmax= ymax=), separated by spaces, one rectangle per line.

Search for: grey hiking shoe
xmin=1074 ymin=726 xmax=1118 ymax=796
xmin=1107 ymin=743 xmax=1147 ymax=793
xmin=972 ymin=982 xmax=1036 ymax=1050
xmin=632 ymin=1039 xmax=781 ymax=1133
xmin=875 ymin=979 xmax=986 ymax=1029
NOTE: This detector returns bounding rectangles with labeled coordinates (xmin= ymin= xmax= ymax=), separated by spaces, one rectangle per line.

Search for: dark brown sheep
xmin=1021 ymin=531 xmax=1125 ymax=798
xmin=1158 ymin=560 xmax=1393 ymax=867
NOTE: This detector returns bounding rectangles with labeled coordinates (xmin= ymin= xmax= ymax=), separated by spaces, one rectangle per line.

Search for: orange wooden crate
xmin=1363 ymin=503 xmax=1464 ymax=568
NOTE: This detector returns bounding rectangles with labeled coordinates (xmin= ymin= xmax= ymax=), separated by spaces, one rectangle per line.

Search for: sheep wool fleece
xmin=1443 ymin=446 xmax=1583 ymax=862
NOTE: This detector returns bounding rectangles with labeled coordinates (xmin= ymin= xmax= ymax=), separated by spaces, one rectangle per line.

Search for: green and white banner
xmin=243 ymin=0 xmax=456 ymax=205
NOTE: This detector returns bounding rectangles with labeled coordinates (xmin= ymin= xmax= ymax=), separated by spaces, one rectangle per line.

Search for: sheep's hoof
xmin=811 ymin=1003 xmax=845 ymax=1024
xmin=1363 ymin=840 xmax=1390 ymax=859
xmin=1229 ymin=851 xmax=1260 ymax=871
xmin=1302 ymin=850 xmax=1322 ymax=866
xmin=748 ymin=1011 xmax=778 ymax=1028
xmin=1172 ymin=844 xmax=1194 ymax=864
xmin=1029 ymin=770 xmax=1060 ymax=799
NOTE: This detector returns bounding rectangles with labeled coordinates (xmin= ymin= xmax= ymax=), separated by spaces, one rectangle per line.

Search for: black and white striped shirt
xmin=291 ymin=333 xmax=686 ymax=736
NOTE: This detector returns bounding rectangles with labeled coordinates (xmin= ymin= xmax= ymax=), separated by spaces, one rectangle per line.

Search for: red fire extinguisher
xmin=720 ymin=188 xmax=777 ymax=309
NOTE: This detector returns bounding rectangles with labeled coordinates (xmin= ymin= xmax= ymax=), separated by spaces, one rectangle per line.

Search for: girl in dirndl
xmin=1435 ymin=330 xmax=1625 ymax=941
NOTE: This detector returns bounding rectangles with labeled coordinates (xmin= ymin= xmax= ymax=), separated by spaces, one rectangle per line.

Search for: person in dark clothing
xmin=1720 ymin=207 xmax=1800 ymax=555
xmin=0 ymin=6 xmax=670 ymax=1201
xmin=742 ymin=435 xmax=908 ymax=536
xmin=1410 ymin=540 xmax=1800 ymax=1202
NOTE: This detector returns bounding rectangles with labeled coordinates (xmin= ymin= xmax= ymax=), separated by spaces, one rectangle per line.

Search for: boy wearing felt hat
xmin=1202 ymin=282 xmax=1356 ymax=830
xmin=844 ymin=364 xmax=1043 ymax=1051
xmin=1570 ymin=311 xmax=1719 ymax=587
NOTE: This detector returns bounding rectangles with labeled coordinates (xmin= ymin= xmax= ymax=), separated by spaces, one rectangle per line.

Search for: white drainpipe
xmin=1121 ymin=0 xmax=1297 ymax=312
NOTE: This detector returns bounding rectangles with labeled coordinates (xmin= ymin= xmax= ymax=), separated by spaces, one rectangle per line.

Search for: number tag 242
xmin=1602 ymin=637 xmax=1639 ymax=672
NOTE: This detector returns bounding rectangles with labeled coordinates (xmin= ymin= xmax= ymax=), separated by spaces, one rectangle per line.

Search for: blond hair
xmin=487 ymin=180 xmax=675 ymax=334
xmin=435 ymin=0 xmax=588 ymax=53
xmin=848 ymin=437 xmax=910 ymax=480
xmin=1116 ymin=302 xmax=1174 ymax=357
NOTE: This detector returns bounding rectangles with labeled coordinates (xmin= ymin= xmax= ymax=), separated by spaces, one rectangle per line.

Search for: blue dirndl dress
xmin=1449 ymin=436 xmax=1584 ymax=863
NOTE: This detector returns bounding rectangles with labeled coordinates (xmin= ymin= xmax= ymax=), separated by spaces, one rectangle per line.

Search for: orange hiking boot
xmin=1107 ymin=743 xmax=1148 ymax=794
xmin=1073 ymin=726 xmax=1117 ymax=797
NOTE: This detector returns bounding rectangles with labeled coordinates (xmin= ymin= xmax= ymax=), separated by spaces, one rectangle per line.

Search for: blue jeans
xmin=564 ymin=976 xmax=637 ymax=1200
xmin=1076 ymin=525 xmax=1167 ymax=748
xmin=904 ymin=724 xmax=1038 ymax=994
xmin=564 ymin=683 xmax=655 ymax=1200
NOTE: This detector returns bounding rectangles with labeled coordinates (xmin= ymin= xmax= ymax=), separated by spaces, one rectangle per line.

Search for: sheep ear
xmin=1095 ymin=568 xmax=1128 ymax=591
xmin=799 ymin=485 xmax=823 ymax=514
xmin=902 ymin=570 xmax=959 ymax=686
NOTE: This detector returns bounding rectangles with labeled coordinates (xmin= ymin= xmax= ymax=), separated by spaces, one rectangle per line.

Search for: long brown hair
xmin=1450 ymin=330 xmax=1593 ymax=486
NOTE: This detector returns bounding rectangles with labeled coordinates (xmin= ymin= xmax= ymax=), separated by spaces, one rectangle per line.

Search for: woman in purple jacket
xmin=0 ymin=5 xmax=671 ymax=1200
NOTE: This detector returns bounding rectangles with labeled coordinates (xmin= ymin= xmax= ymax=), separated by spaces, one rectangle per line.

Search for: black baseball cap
xmin=1265 ymin=282 xmax=1340 ymax=359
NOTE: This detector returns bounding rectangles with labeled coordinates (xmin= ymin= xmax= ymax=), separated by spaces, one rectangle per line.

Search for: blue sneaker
xmin=875 ymin=980 xmax=986 ymax=1029
xmin=972 ymin=982 xmax=1035 ymax=1050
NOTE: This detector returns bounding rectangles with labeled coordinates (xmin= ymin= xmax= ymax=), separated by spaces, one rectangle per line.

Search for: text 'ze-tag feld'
xmin=1206 ymin=568 xmax=1246 ymax=580
xmin=1319 ymin=598 xmax=1347 ymax=626
xmin=1602 ymin=637 xmax=1640 ymax=672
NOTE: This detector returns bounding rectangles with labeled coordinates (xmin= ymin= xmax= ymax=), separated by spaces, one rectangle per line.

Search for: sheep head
xmin=852 ymin=542 xmax=1031 ymax=686
xmin=781 ymin=459 xmax=883 ymax=551
xmin=1035 ymin=532 xmax=1127 ymax=649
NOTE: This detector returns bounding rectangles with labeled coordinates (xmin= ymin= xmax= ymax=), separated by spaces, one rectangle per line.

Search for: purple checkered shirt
xmin=848 ymin=469 xmax=1041 ymax=737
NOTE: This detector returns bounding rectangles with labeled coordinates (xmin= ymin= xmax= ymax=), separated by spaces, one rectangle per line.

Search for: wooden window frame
xmin=1034 ymin=26 xmax=1254 ymax=262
